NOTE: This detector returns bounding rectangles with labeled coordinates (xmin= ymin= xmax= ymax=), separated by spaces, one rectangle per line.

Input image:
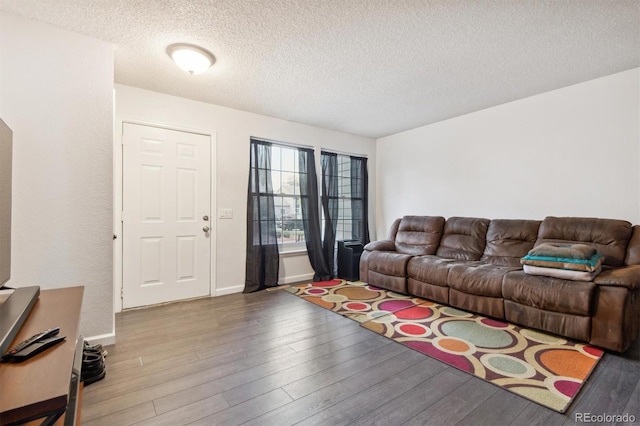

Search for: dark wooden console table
xmin=0 ymin=287 xmax=84 ymax=425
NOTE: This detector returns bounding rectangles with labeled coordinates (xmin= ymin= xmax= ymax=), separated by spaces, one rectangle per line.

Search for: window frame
xmin=321 ymin=151 xmax=367 ymax=245
xmin=268 ymin=144 xmax=307 ymax=252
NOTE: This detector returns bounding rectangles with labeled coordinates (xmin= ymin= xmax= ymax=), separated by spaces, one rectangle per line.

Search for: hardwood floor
xmin=81 ymin=288 xmax=640 ymax=425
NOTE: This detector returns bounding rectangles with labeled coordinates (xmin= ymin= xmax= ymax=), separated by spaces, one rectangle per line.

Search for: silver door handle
xmin=203 ymin=226 xmax=210 ymax=232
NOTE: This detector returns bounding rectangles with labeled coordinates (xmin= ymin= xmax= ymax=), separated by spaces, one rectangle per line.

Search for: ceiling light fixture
xmin=167 ymin=43 xmax=216 ymax=75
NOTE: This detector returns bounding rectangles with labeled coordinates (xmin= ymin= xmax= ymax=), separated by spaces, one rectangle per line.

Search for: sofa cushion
xmin=450 ymin=289 xmax=506 ymax=319
xmin=367 ymin=251 xmax=413 ymax=277
xmin=625 ymin=225 xmax=640 ymax=265
xmin=481 ymin=219 xmax=541 ymax=267
xmin=502 ymin=271 xmax=595 ymax=316
xmin=535 ymin=216 xmax=632 ymax=267
xmin=407 ymin=255 xmax=473 ymax=287
xmin=504 ymin=301 xmax=591 ymax=343
xmin=448 ymin=263 xmax=519 ymax=298
xmin=395 ymin=216 xmax=445 ymax=256
xmin=436 ymin=217 xmax=490 ymax=260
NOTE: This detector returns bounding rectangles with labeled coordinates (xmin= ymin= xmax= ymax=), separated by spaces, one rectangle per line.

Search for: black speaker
xmin=337 ymin=240 xmax=363 ymax=281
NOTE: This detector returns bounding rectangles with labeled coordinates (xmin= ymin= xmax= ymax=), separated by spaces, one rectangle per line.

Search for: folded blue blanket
xmin=520 ymin=253 xmax=604 ymax=272
xmin=521 ymin=253 xmax=603 ymax=267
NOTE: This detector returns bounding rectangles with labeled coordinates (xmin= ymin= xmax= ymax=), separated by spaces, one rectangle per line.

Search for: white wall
xmin=376 ymin=68 xmax=640 ymax=237
xmin=115 ymin=85 xmax=376 ymax=297
xmin=0 ymin=13 xmax=114 ymax=340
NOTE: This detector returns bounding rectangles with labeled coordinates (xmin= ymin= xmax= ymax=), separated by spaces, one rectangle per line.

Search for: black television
xmin=0 ymin=118 xmax=40 ymax=355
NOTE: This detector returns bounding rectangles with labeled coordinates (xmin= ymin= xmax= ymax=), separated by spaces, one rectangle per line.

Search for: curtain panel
xmin=298 ymin=149 xmax=332 ymax=281
xmin=321 ymin=152 xmax=339 ymax=277
xmin=244 ymin=139 xmax=279 ymax=293
xmin=321 ymin=152 xmax=370 ymax=277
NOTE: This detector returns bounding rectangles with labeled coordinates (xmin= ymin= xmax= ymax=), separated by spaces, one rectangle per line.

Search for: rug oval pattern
xmin=286 ymin=280 xmax=603 ymax=413
xmin=438 ymin=320 xmax=515 ymax=349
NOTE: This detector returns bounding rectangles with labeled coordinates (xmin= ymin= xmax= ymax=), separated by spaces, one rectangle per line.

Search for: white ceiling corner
xmin=0 ymin=0 xmax=638 ymax=139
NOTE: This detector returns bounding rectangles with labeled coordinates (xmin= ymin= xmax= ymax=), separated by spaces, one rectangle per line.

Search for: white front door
xmin=122 ymin=123 xmax=211 ymax=309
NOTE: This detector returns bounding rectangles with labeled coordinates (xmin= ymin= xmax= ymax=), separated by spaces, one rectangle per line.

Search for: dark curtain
xmin=298 ymin=149 xmax=332 ymax=281
xmin=351 ymin=156 xmax=370 ymax=245
xmin=244 ymin=139 xmax=279 ymax=292
xmin=321 ymin=152 xmax=339 ymax=277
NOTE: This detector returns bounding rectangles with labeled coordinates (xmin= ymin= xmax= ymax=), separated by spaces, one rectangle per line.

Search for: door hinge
xmin=120 ymin=287 xmax=124 ymax=300
xmin=121 ymin=211 xmax=124 ymax=222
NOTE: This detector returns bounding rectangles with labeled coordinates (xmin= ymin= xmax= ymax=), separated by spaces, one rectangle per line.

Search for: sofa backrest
xmin=535 ymin=216 xmax=632 ymax=267
xmin=387 ymin=218 xmax=402 ymax=241
xmin=625 ymin=225 xmax=640 ymax=265
xmin=481 ymin=219 xmax=541 ymax=267
xmin=436 ymin=217 xmax=489 ymax=260
xmin=394 ymin=216 xmax=445 ymax=256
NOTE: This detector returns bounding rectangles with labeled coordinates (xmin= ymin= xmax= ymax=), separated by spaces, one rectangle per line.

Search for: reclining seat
xmin=407 ymin=217 xmax=490 ymax=304
xmin=502 ymin=216 xmax=633 ymax=345
xmin=591 ymin=225 xmax=640 ymax=351
xmin=360 ymin=216 xmax=445 ymax=294
xmin=447 ymin=219 xmax=540 ymax=319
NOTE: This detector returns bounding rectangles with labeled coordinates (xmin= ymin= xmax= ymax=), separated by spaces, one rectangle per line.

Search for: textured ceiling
xmin=0 ymin=0 xmax=638 ymax=138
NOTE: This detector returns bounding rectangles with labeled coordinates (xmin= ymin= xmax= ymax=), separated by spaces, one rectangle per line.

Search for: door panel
xmin=123 ymin=123 xmax=211 ymax=309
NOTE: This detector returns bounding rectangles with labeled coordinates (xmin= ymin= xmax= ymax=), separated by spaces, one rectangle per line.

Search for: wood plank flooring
xmin=82 ymin=288 xmax=640 ymax=425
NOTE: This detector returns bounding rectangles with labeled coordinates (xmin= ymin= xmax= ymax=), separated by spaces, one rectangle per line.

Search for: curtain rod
xmin=251 ymin=136 xmax=368 ymax=158
xmin=320 ymin=148 xmax=368 ymax=159
xmin=250 ymin=136 xmax=314 ymax=150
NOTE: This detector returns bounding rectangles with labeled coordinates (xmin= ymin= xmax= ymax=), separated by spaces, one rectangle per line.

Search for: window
xmin=248 ymin=138 xmax=368 ymax=259
xmin=321 ymin=152 xmax=368 ymax=244
xmin=270 ymin=144 xmax=306 ymax=249
xmin=247 ymin=138 xmax=369 ymax=288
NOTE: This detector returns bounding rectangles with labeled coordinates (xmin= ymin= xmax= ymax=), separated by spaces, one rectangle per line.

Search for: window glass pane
xmin=274 ymin=195 xmax=284 ymax=221
xmin=250 ymin=169 xmax=257 ymax=193
xmin=252 ymin=196 xmax=260 ymax=220
xmin=295 ymin=196 xmax=303 ymax=221
xmin=294 ymin=228 xmax=306 ymax=243
xmin=281 ymin=172 xmax=295 ymax=195
xmin=294 ymin=172 xmax=300 ymax=195
xmin=270 ymin=146 xmax=281 ymax=171
xmin=259 ymin=197 xmax=272 ymax=220
xmin=260 ymin=220 xmax=277 ymax=244
xmin=281 ymin=196 xmax=296 ymax=222
xmin=271 ymin=171 xmax=282 ymax=195
xmin=258 ymin=169 xmax=269 ymax=193
xmin=281 ymin=147 xmax=296 ymax=172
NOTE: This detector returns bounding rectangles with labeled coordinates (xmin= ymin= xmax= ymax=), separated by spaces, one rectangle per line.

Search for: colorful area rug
xmin=285 ymin=279 xmax=427 ymax=323
xmin=285 ymin=280 xmax=603 ymax=413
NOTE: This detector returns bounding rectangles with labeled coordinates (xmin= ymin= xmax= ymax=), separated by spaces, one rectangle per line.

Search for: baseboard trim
xmin=215 ymin=286 xmax=244 ymax=296
xmin=213 ymin=274 xmax=313 ymax=295
xmin=281 ymin=273 xmax=314 ymax=285
xmin=85 ymin=332 xmax=115 ymax=347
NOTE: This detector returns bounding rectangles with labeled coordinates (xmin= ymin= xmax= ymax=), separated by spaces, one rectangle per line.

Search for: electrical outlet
xmin=218 ymin=208 xmax=233 ymax=219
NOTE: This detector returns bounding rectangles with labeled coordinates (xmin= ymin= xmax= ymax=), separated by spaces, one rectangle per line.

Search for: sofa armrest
xmin=364 ymin=240 xmax=396 ymax=252
xmin=594 ymin=265 xmax=640 ymax=290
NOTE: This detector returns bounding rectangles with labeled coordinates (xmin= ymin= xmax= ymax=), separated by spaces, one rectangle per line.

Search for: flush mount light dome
xmin=167 ymin=43 xmax=216 ymax=74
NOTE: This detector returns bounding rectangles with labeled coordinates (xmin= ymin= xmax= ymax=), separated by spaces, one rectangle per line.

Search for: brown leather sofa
xmin=360 ymin=215 xmax=640 ymax=352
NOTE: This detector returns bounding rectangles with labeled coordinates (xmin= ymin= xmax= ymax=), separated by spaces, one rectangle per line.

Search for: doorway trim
xmin=114 ymin=117 xmax=217 ymax=313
